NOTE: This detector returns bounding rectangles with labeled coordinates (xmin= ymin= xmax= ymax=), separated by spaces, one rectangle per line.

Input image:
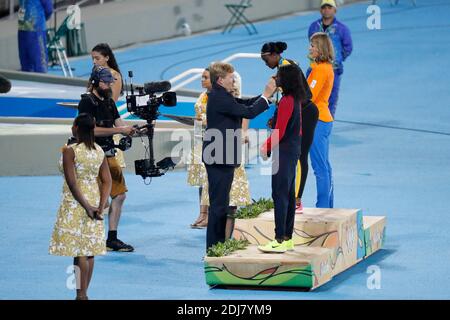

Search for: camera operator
xmin=78 ymin=65 xmax=136 ymax=252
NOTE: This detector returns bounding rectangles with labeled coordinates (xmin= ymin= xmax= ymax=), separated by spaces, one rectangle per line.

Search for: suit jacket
xmin=202 ymin=83 xmax=269 ymax=167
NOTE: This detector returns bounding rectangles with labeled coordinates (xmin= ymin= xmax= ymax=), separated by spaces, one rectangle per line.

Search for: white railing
xmin=168 ymin=68 xmax=205 ymax=92
xmin=169 ymin=53 xmax=261 ymax=92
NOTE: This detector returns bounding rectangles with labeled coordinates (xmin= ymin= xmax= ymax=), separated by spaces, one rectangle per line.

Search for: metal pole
xmin=54 ymin=0 xmax=57 ymax=32
xmin=9 ymin=0 xmax=14 ymax=20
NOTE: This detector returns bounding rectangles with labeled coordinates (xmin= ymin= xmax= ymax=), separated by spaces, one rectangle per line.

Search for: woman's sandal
xmin=190 ymin=212 xmax=208 ymax=229
xmin=194 ymin=215 xmax=208 ymax=228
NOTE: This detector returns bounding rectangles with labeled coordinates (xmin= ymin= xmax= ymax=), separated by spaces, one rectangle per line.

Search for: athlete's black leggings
xmin=297 ymin=101 xmax=319 ymax=199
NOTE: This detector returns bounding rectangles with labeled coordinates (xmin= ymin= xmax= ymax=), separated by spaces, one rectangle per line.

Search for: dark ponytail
xmin=74 ymin=113 xmax=96 ymax=150
xmin=91 ymin=43 xmax=123 ymax=95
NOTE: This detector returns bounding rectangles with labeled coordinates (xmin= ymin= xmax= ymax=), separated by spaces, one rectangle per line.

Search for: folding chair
xmin=222 ymin=0 xmax=257 ymax=35
xmin=47 ymin=12 xmax=74 ymax=77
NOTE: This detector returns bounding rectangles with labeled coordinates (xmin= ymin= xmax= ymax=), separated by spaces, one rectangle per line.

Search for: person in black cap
xmin=78 ymin=65 xmax=136 ymax=252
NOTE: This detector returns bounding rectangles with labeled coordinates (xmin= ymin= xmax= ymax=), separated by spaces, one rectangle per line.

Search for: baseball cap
xmin=321 ymin=0 xmax=337 ymax=8
xmin=90 ymin=65 xmax=115 ymax=84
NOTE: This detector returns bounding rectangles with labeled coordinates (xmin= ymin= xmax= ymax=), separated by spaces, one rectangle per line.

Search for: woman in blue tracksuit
xmin=259 ymin=64 xmax=309 ymax=253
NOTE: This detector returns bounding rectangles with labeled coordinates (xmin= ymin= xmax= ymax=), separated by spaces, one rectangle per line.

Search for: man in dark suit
xmin=203 ymin=62 xmax=277 ymax=250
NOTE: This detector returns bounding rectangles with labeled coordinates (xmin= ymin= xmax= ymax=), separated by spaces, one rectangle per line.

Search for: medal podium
xmin=205 ymin=208 xmax=386 ymax=290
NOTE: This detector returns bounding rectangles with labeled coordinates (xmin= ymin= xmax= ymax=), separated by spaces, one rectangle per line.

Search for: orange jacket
xmin=308 ymin=62 xmax=334 ymax=122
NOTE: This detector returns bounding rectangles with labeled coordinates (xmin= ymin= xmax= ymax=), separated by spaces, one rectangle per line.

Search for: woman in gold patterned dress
xmin=187 ymin=68 xmax=211 ymax=228
xmin=49 ymin=113 xmax=112 ymax=300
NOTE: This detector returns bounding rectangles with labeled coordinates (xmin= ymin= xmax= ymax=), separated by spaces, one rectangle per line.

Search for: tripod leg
xmin=227 ymin=8 xmax=240 ymax=33
xmin=55 ymin=46 xmax=67 ymax=77
xmin=223 ymin=7 xmax=237 ymax=34
xmin=239 ymin=12 xmax=257 ymax=34
xmin=61 ymin=44 xmax=74 ymax=77
xmin=229 ymin=7 xmax=246 ymax=34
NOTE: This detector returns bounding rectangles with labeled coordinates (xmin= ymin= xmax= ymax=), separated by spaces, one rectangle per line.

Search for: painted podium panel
xmin=233 ymin=208 xmax=365 ymax=276
xmin=205 ymin=208 xmax=386 ymax=290
xmin=363 ymin=216 xmax=386 ymax=257
xmin=205 ymin=245 xmax=333 ymax=290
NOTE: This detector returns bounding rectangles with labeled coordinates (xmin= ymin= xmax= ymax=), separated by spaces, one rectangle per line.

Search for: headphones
xmin=91 ymin=77 xmax=99 ymax=87
xmin=90 ymin=65 xmax=105 ymax=86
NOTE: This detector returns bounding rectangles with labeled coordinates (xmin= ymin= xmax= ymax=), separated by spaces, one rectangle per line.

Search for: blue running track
xmin=1 ymin=0 xmax=450 ymax=299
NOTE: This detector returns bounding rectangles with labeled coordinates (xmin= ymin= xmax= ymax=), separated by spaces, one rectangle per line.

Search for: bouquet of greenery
xmin=234 ymin=198 xmax=274 ymax=219
xmin=206 ymin=239 xmax=250 ymax=257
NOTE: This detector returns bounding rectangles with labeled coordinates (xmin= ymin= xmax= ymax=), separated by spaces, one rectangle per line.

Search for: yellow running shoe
xmin=284 ymin=239 xmax=294 ymax=251
xmin=258 ymin=240 xmax=287 ymax=253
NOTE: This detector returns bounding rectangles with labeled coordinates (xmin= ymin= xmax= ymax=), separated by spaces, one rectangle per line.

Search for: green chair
xmin=222 ymin=0 xmax=257 ymax=35
xmin=67 ymin=22 xmax=87 ymax=57
xmin=46 ymin=12 xmax=74 ymax=77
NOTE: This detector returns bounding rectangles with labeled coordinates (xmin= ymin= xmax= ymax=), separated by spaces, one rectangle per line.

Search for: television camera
xmin=125 ymin=71 xmax=179 ymax=180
